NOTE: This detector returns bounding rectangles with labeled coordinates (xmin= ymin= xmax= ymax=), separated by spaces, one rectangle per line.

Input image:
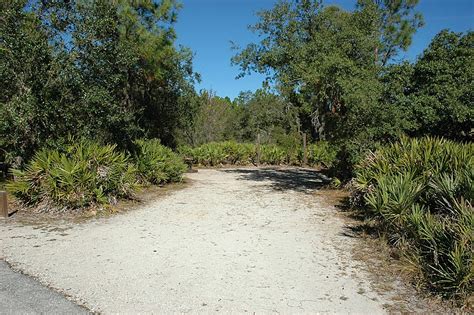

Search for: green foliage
xmin=353 ymin=137 xmax=473 ymax=298
xmin=407 ymin=30 xmax=473 ymax=140
xmin=357 ymin=0 xmax=424 ymax=66
xmin=233 ymin=1 xmax=382 ymax=134
xmin=133 ymin=139 xmax=187 ymax=185
xmin=231 ymin=0 xmax=426 ymax=177
xmin=219 ymin=142 xmax=256 ymax=165
xmin=236 ymin=90 xmax=300 ymax=144
xmin=177 ymin=89 xmax=299 ymax=149
xmin=176 ymin=145 xmax=195 ymax=160
xmin=177 ymin=91 xmax=242 ymax=146
xmin=307 ymin=142 xmax=338 ymax=167
xmin=187 ymin=143 xmax=227 ymax=167
xmin=7 ymin=140 xmax=138 ymax=210
xmin=182 ymin=141 xmax=255 ymax=166
xmin=259 ymin=145 xmax=287 ymax=165
xmin=0 ymin=0 xmax=57 ymax=162
xmin=379 ymin=30 xmax=473 ymax=143
xmin=0 ymin=0 xmax=197 ymax=163
xmin=180 ymin=141 xmax=336 ymax=167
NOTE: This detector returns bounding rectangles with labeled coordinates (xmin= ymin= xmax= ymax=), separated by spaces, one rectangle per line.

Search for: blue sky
xmin=175 ymin=0 xmax=474 ymax=99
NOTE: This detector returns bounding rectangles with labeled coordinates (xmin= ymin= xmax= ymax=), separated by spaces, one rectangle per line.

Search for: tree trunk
xmin=302 ymin=132 xmax=308 ymax=166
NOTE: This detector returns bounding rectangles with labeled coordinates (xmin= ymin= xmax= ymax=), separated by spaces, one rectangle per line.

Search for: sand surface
xmin=1 ymin=168 xmax=420 ymax=313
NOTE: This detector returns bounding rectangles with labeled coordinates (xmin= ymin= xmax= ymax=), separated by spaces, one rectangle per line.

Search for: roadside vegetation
xmin=179 ymin=141 xmax=337 ymax=168
xmin=352 ymin=137 xmax=473 ymax=300
xmin=7 ymin=140 xmax=138 ymax=210
xmin=7 ymin=139 xmax=186 ymax=211
xmin=1 ymin=0 xmax=472 ymax=303
xmin=133 ymin=139 xmax=187 ymax=185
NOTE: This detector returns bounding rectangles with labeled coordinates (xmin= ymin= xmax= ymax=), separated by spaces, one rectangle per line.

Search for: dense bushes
xmin=179 ymin=141 xmax=336 ymax=167
xmin=133 ymin=139 xmax=187 ymax=185
xmin=259 ymin=145 xmax=288 ymax=165
xmin=352 ymin=137 xmax=473 ymax=299
xmin=7 ymin=141 xmax=138 ymax=210
xmin=180 ymin=141 xmax=254 ymax=166
xmin=1 ymin=1 xmax=197 ymax=163
xmin=7 ymin=139 xmax=187 ymax=211
xmin=307 ymin=142 xmax=338 ymax=168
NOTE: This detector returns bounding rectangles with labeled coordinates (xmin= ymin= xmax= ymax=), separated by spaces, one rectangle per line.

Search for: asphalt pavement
xmin=0 ymin=261 xmax=89 ymax=315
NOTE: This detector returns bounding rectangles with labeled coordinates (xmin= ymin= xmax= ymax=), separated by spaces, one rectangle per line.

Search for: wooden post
xmin=184 ymin=157 xmax=193 ymax=171
xmin=184 ymin=157 xmax=197 ymax=173
xmin=0 ymin=191 xmax=7 ymax=219
xmin=302 ymin=132 xmax=308 ymax=166
xmin=256 ymin=133 xmax=261 ymax=166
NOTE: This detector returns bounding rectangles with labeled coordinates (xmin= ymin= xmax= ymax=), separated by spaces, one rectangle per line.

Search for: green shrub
xmin=133 ymin=139 xmax=187 ymax=184
xmin=307 ymin=141 xmax=338 ymax=167
xmin=7 ymin=140 xmax=138 ymax=210
xmin=181 ymin=141 xmax=337 ymax=167
xmin=191 ymin=142 xmax=227 ymax=166
xmin=352 ymin=136 xmax=473 ymax=299
xmin=184 ymin=141 xmax=256 ymax=166
xmin=259 ymin=144 xmax=287 ymax=165
xmin=221 ymin=141 xmax=255 ymax=165
xmin=177 ymin=145 xmax=195 ymax=160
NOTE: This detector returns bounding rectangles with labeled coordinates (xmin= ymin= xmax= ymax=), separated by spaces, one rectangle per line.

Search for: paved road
xmin=0 ymin=168 xmax=431 ymax=313
xmin=0 ymin=261 xmax=88 ymax=314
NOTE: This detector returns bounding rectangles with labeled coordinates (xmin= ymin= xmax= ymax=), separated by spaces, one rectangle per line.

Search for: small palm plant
xmin=133 ymin=139 xmax=187 ymax=184
xmin=7 ymin=139 xmax=138 ymax=210
xmin=352 ymin=136 xmax=473 ymax=299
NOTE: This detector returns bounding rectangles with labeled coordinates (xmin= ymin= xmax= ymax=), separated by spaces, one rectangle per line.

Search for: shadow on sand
xmin=222 ymin=167 xmax=331 ymax=193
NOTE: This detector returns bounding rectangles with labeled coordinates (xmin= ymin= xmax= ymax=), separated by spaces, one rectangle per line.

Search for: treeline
xmin=176 ymin=1 xmax=473 ymax=177
xmin=2 ymin=0 xmax=472 ymax=175
xmin=177 ymin=89 xmax=300 ymax=148
xmin=1 ymin=0 xmax=197 ymax=164
xmin=175 ymin=23 xmax=473 ymax=177
xmin=231 ymin=0 xmax=473 ymax=176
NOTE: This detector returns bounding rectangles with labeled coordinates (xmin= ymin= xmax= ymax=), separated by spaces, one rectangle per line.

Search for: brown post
xmin=0 ymin=191 xmax=7 ymax=219
xmin=256 ymin=133 xmax=261 ymax=166
xmin=302 ymin=132 xmax=308 ymax=166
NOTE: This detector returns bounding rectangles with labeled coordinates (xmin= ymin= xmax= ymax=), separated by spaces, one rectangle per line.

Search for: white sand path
xmin=1 ymin=168 xmax=416 ymax=314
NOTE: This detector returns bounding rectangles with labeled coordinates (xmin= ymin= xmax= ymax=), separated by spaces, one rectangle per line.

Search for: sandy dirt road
xmin=1 ymin=168 xmax=424 ymax=313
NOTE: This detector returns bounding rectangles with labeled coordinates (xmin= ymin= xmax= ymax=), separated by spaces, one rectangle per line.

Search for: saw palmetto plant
xmin=353 ymin=136 xmax=473 ymax=299
xmin=7 ymin=140 xmax=138 ymax=210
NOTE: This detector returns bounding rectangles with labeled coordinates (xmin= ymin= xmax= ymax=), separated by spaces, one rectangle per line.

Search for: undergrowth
xmin=132 ymin=139 xmax=187 ymax=185
xmin=7 ymin=140 xmax=138 ymax=210
xmin=351 ymin=136 xmax=473 ymax=301
xmin=178 ymin=140 xmax=336 ymax=167
xmin=7 ymin=139 xmax=187 ymax=211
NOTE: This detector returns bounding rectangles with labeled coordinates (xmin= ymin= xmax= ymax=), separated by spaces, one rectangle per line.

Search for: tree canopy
xmin=232 ymin=0 xmax=471 ymax=172
xmin=0 ymin=0 xmax=197 ymax=163
xmin=1 ymin=0 xmax=472 ymax=174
